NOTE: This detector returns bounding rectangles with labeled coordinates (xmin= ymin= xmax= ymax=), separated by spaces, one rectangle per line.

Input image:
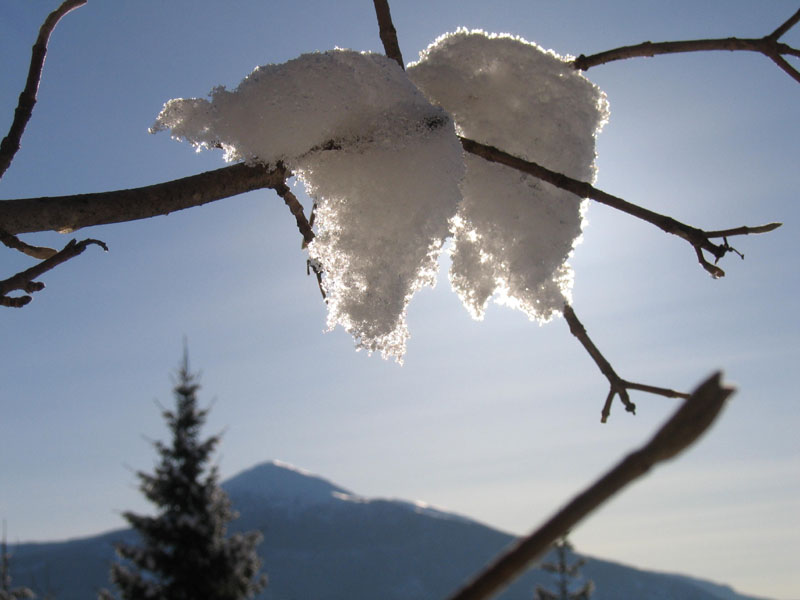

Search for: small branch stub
xmin=0 ymin=237 xmax=107 ymax=307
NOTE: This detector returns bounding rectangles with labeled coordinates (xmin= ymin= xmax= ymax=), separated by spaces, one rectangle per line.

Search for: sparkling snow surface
xmin=153 ymin=49 xmax=463 ymax=360
xmin=409 ymin=30 xmax=608 ymax=322
xmin=152 ymin=32 xmax=607 ymax=359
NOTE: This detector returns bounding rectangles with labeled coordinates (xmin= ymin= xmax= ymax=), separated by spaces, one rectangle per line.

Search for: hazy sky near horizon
xmin=1 ymin=2 xmax=798 ymax=599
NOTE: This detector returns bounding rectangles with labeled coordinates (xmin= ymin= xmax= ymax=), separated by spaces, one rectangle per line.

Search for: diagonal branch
xmin=768 ymin=7 xmax=800 ymax=41
xmin=764 ymin=51 xmax=800 ymax=85
xmin=372 ymin=0 xmax=405 ymax=69
xmin=274 ymin=175 xmax=315 ymax=246
xmin=0 ymin=228 xmax=57 ymax=259
xmin=273 ymin=174 xmax=326 ymax=298
xmin=445 ymin=372 xmax=734 ymax=600
xmin=0 ymin=237 xmax=107 ymax=307
xmin=563 ymin=304 xmax=689 ymax=422
xmin=0 ymin=0 xmax=87 ymax=180
xmin=460 ymin=137 xmax=780 ymax=278
xmin=572 ymin=8 xmax=800 ymax=84
xmin=0 ymin=162 xmax=288 ymax=235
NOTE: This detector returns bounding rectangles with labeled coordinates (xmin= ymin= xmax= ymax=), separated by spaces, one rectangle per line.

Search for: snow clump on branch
xmin=152 ymin=50 xmax=464 ymax=360
xmin=408 ymin=30 xmax=609 ymax=321
xmin=151 ymin=32 xmax=608 ymax=361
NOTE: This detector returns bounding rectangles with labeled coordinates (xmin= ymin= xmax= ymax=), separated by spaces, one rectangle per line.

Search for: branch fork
xmin=562 ymin=304 xmax=690 ymax=422
xmin=459 ymin=137 xmax=781 ymax=279
xmin=0 ymin=236 xmax=107 ymax=307
xmin=572 ymin=8 xmax=800 ymax=84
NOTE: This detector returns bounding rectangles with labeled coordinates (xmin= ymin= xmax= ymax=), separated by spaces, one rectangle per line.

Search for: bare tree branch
xmin=0 ymin=161 xmax=287 ymax=307
xmin=445 ymin=372 xmax=734 ymax=600
xmin=459 ymin=137 xmax=780 ymax=278
xmin=274 ymin=175 xmax=315 ymax=246
xmin=562 ymin=304 xmax=690 ymax=423
xmin=0 ymin=228 xmax=57 ymax=259
xmin=768 ymin=7 xmax=800 ymax=41
xmin=764 ymin=51 xmax=800 ymax=85
xmin=4 ymin=134 xmax=777 ymax=281
xmin=273 ymin=175 xmax=327 ymax=298
xmin=0 ymin=163 xmax=288 ymax=235
xmin=0 ymin=0 xmax=87 ymax=180
xmin=704 ymin=222 xmax=782 ymax=238
xmin=572 ymin=8 xmax=800 ymax=84
xmin=0 ymin=237 xmax=107 ymax=307
xmin=372 ymin=0 xmax=405 ymax=69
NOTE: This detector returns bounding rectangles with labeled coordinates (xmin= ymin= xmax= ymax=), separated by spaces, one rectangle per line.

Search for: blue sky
xmin=1 ymin=2 xmax=798 ymax=599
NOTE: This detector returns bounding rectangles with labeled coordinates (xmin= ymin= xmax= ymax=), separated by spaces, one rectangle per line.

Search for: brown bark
xmin=0 ymin=163 xmax=287 ymax=235
xmin=572 ymin=8 xmax=800 ymax=84
xmin=0 ymin=0 xmax=88 ymax=179
xmin=446 ymin=373 xmax=734 ymax=600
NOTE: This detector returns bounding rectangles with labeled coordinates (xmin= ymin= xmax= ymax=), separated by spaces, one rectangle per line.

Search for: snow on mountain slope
xmin=223 ymin=459 xmax=472 ymax=524
xmin=222 ymin=459 xmax=353 ymax=508
xmin=8 ymin=460 xmax=779 ymax=600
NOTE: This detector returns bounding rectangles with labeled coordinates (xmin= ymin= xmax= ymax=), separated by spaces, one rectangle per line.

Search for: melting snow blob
xmin=151 ymin=49 xmax=463 ymax=360
xmin=408 ymin=30 xmax=609 ymax=322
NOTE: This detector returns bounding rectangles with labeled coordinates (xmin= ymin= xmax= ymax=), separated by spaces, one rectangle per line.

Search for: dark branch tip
xmin=85 ymin=238 xmax=109 ymax=252
xmin=0 ymin=295 xmax=33 ymax=308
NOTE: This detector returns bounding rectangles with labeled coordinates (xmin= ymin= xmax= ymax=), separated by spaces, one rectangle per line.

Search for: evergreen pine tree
xmin=103 ymin=351 xmax=266 ymax=600
xmin=534 ymin=536 xmax=594 ymax=600
xmin=0 ymin=523 xmax=35 ymax=600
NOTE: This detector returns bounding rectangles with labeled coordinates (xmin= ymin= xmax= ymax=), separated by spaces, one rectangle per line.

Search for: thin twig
xmin=563 ymin=304 xmax=689 ymax=422
xmin=704 ymin=222 xmax=782 ymax=238
xmin=769 ymin=8 xmax=800 ymax=40
xmin=306 ymin=258 xmax=326 ymax=301
xmin=572 ymin=8 xmax=800 ymax=84
xmin=446 ymin=372 xmax=734 ymax=600
xmin=274 ymin=176 xmax=315 ymax=246
xmin=764 ymin=51 xmax=800 ymax=85
xmin=460 ymin=137 xmax=779 ymax=278
xmin=0 ymin=162 xmax=288 ymax=235
xmin=0 ymin=237 xmax=107 ymax=307
xmin=372 ymin=0 xmax=405 ymax=69
xmin=273 ymin=176 xmax=327 ymax=299
xmin=0 ymin=0 xmax=87 ymax=179
xmin=0 ymin=228 xmax=57 ymax=259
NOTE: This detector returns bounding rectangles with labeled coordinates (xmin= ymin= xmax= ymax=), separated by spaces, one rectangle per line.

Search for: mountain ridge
xmin=9 ymin=460 xmax=777 ymax=600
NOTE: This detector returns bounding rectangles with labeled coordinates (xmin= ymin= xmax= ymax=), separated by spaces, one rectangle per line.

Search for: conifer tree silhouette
xmin=534 ymin=536 xmax=594 ymax=600
xmin=102 ymin=350 xmax=266 ymax=600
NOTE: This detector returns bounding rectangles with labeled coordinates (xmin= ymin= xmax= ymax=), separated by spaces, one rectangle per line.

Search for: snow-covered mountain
xmin=223 ymin=460 xmax=354 ymax=510
xmin=224 ymin=460 xmax=474 ymax=525
xmin=9 ymin=460 xmax=775 ymax=600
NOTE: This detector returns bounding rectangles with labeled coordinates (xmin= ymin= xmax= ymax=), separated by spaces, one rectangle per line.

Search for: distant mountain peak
xmin=222 ymin=460 xmax=353 ymax=508
xmin=222 ymin=460 xmax=483 ymax=527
